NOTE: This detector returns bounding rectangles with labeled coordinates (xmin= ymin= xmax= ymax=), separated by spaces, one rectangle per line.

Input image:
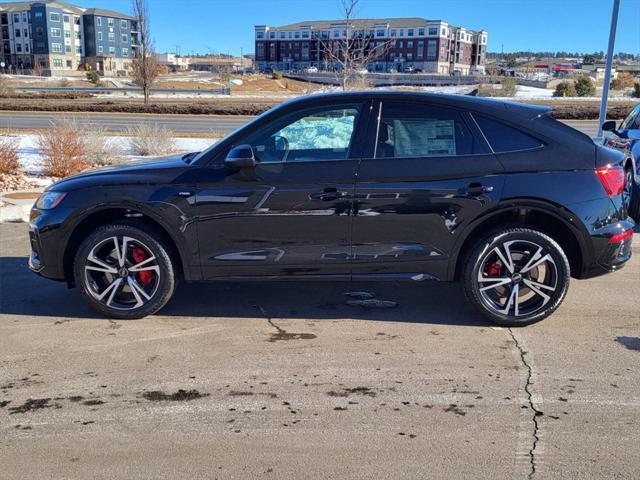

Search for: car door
xmin=606 ymin=105 xmax=639 ymax=155
xmin=351 ymin=99 xmax=505 ymax=281
xmin=193 ymin=101 xmax=369 ymax=279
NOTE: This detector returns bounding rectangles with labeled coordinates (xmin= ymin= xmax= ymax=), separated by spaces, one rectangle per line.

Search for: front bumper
xmin=28 ymin=206 xmax=74 ymax=282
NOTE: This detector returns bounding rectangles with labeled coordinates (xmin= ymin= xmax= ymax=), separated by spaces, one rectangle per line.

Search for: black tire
xmin=624 ymin=166 xmax=640 ymax=222
xmin=73 ymin=223 xmax=176 ymax=319
xmin=463 ymin=227 xmax=570 ymax=327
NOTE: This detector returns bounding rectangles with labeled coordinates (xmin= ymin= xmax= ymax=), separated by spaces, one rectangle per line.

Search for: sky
xmin=84 ymin=0 xmax=640 ymax=56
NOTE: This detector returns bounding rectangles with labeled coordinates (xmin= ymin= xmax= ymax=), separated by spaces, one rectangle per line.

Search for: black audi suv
xmin=28 ymin=92 xmax=634 ymax=326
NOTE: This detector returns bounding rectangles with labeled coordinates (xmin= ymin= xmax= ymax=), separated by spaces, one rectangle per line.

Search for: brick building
xmin=255 ymin=17 xmax=487 ymax=75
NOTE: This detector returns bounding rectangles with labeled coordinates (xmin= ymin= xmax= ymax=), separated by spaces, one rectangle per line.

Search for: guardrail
xmin=14 ymin=86 xmax=231 ymax=95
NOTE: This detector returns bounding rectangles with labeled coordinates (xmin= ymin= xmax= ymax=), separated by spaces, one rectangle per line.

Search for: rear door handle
xmin=461 ymin=183 xmax=494 ymax=195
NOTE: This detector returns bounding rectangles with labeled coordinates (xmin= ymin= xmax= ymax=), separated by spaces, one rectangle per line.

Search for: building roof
xmin=269 ymin=17 xmax=444 ymax=30
xmin=83 ymin=7 xmax=135 ymax=20
xmin=0 ymin=1 xmax=134 ymax=19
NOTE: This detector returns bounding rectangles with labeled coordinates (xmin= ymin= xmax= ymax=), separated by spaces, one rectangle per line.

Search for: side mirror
xmin=601 ymin=120 xmax=617 ymax=133
xmin=225 ymin=145 xmax=256 ymax=169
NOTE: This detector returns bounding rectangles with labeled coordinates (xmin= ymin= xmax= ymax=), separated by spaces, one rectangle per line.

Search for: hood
xmin=48 ymin=153 xmax=193 ymax=192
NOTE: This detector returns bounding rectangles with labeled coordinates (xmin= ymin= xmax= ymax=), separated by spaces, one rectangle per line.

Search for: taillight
xmin=608 ymin=229 xmax=633 ymax=244
xmin=595 ymin=166 xmax=625 ymax=197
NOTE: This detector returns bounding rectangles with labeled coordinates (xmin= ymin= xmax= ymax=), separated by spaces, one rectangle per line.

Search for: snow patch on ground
xmin=1 ymin=134 xmax=217 ymax=188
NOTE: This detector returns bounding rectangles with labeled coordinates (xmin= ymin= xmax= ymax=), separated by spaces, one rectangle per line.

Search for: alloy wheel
xmin=84 ymin=236 xmax=160 ymax=310
xmin=476 ymin=240 xmax=558 ymax=318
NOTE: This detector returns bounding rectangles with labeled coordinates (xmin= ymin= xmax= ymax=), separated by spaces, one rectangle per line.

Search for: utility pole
xmin=596 ymin=0 xmax=620 ymax=141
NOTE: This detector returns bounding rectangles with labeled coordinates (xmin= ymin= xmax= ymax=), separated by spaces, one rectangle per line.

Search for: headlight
xmin=35 ymin=191 xmax=67 ymax=210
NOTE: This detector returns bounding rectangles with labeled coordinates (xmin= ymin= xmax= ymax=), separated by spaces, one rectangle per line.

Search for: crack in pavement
xmin=508 ymin=328 xmax=542 ymax=480
xmin=253 ymin=305 xmax=316 ymax=342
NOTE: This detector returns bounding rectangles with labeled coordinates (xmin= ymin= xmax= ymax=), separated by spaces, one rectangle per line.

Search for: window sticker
xmin=393 ymin=119 xmax=456 ymax=157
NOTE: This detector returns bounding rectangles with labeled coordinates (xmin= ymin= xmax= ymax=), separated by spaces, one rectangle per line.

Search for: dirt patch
xmin=142 ymin=389 xmax=209 ymax=402
xmin=444 ymin=404 xmax=467 ymax=416
xmin=0 ymin=400 xmax=10 ymax=408
xmin=328 ymin=386 xmax=377 ymax=398
xmin=8 ymin=398 xmax=52 ymax=414
xmin=228 ymin=391 xmax=254 ymax=396
xmin=82 ymin=399 xmax=105 ymax=406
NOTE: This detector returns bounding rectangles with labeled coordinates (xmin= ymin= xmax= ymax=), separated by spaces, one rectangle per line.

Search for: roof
xmin=259 ymin=17 xmax=484 ymax=33
xmin=83 ymin=7 xmax=135 ymax=20
xmin=0 ymin=1 xmax=134 ymax=19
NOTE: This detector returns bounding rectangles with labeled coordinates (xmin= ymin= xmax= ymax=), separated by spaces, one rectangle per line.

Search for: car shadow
xmin=0 ymin=256 xmax=490 ymax=327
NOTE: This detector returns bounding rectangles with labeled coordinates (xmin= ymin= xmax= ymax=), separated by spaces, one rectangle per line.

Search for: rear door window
xmin=473 ymin=115 xmax=544 ymax=153
xmin=374 ymin=102 xmax=488 ymax=159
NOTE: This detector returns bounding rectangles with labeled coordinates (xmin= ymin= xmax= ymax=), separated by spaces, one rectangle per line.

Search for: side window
xmin=241 ymin=105 xmax=361 ymax=163
xmin=620 ymin=108 xmax=639 ymax=131
xmin=375 ymin=102 xmax=487 ymax=158
xmin=474 ymin=115 xmax=544 ymax=153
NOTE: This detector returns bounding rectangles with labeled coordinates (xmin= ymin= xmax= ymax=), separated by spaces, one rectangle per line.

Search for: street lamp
xmin=596 ymin=0 xmax=620 ymax=141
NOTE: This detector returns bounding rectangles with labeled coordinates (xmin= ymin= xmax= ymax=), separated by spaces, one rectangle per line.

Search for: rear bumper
xmin=578 ymin=219 xmax=634 ymax=279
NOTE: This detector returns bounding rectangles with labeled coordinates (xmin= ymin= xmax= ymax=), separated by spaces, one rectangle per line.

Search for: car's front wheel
xmin=74 ymin=224 xmax=176 ymax=319
xmin=463 ymin=227 xmax=570 ymax=327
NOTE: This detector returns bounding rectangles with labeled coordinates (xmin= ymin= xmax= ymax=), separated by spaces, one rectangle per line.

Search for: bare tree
xmin=131 ymin=0 xmax=160 ymax=104
xmin=319 ymin=0 xmax=392 ymax=90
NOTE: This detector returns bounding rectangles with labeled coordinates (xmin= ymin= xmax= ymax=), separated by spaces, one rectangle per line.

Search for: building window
xmin=376 ymin=29 xmax=385 ymax=37
xmin=63 ymin=15 xmax=70 ymax=23
xmin=108 ymin=32 xmax=115 ymax=42
xmin=36 ymin=27 xmax=44 ymax=37
xmin=97 ymin=31 xmax=103 ymax=41
xmin=22 ymin=12 xmax=27 ymax=22
xmin=269 ymin=31 xmax=275 ymax=39
xmin=64 ymin=30 xmax=70 ymax=38
xmin=441 ymin=28 xmax=446 ymax=36
xmin=333 ymin=31 xmax=339 ymax=38
xmin=418 ymin=28 xmax=425 ymax=36
xmin=390 ymin=29 xmax=396 ymax=37
xmin=50 ymin=12 xmax=60 ymax=22
xmin=65 ymin=45 xmax=72 ymax=53
xmin=428 ymin=27 xmax=438 ymax=36
xmin=256 ymin=31 xmax=264 ymax=39
xmin=24 ymin=29 xmax=28 ymax=38
xmin=294 ymin=32 xmax=300 ymax=39
xmin=279 ymin=31 xmax=285 ymax=39
xmin=51 ymin=43 xmax=62 ymax=53
xmin=13 ymin=13 xmax=20 ymax=22
xmin=50 ymin=27 xmax=61 ymax=37
xmin=96 ymin=17 xmax=102 ymax=26
xmin=109 ymin=46 xmax=115 ymax=54
xmin=67 ymin=60 xmax=72 ymax=68
xmin=76 ymin=46 xmax=82 ymax=54
xmin=34 ymin=11 xmax=43 ymax=18
xmin=121 ymin=33 xmax=128 ymax=43
xmin=75 ymin=16 xmax=80 ymax=25
xmin=398 ymin=29 xmax=404 ymax=36
xmin=16 ymin=44 xmax=21 ymax=52
xmin=407 ymin=29 xmax=414 ymax=37
xmin=122 ymin=47 xmax=128 ymax=56
xmin=52 ymin=59 xmax=63 ymax=68
xmin=121 ymin=20 xmax=127 ymax=29
xmin=107 ymin=18 xmax=114 ymax=27
xmin=321 ymin=31 xmax=328 ymax=39
xmin=75 ymin=31 xmax=81 ymax=39
xmin=98 ymin=45 xmax=103 ymax=53
xmin=25 ymin=43 xmax=29 ymax=52
xmin=407 ymin=53 xmax=413 ymax=60
xmin=427 ymin=39 xmax=437 ymax=61
xmin=407 ymin=41 xmax=413 ymax=48
xmin=15 ymin=29 xmax=20 ymax=37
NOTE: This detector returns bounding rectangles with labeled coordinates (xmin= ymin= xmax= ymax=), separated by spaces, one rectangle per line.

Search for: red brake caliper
xmin=132 ymin=247 xmax=154 ymax=285
xmin=485 ymin=261 xmax=502 ymax=277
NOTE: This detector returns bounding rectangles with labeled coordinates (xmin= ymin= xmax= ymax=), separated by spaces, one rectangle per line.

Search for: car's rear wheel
xmin=463 ymin=227 xmax=570 ymax=327
xmin=624 ymin=166 xmax=640 ymax=221
xmin=74 ymin=224 xmax=176 ymax=319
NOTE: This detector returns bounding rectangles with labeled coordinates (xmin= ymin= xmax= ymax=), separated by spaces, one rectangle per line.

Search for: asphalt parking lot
xmin=1 ymin=222 xmax=639 ymax=479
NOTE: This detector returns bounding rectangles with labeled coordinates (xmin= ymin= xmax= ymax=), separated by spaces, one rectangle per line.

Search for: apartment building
xmin=0 ymin=1 xmax=139 ymax=75
xmin=255 ymin=17 xmax=487 ymax=75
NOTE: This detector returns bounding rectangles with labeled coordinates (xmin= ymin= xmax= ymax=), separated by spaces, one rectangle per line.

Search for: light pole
xmin=596 ymin=0 xmax=620 ymax=141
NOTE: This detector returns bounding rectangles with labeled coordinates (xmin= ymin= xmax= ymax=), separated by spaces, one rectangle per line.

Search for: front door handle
xmin=461 ymin=183 xmax=494 ymax=195
xmin=310 ymin=187 xmax=346 ymax=201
